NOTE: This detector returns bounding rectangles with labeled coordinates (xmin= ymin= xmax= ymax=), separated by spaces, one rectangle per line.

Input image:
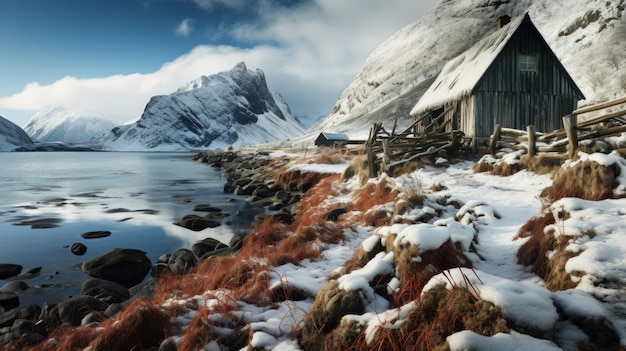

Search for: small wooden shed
xmin=314 ymin=132 xmax=350 ymax=147
xmin=410 ymin=13 xmax=585 ymax=146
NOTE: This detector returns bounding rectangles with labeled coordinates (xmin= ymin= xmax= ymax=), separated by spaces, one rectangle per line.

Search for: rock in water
xmin=80 ymin=230 xmax=111 ymax=239
xmin=81 ymin=278 xmax=131 ymax=304
xmin=70 ymin=243 xmax=87 ymax=256
xmin=0 ymin=264 xmax=22 ymax=280
xmin=81 ymin=248 xmax=151 ymax=288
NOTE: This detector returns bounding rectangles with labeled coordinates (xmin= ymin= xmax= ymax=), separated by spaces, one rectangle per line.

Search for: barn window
xmin=519 ymin=53 xmax=537 ymax=72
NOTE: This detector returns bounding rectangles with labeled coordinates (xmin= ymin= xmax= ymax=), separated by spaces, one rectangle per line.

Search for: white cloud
xmin=175 ymin=18 xmax=194 ymax=37
xmin=0 ymin=0 xmax=436 ymax=125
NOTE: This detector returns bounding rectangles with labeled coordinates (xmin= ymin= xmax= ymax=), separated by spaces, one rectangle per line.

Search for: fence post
xmin=563 ymin=114 xmax=578 ymax=159
xmin=366 ymin=144 xmax=376 ymax=178
xmin=527 ymin=125 xmax=536 ymax=157
xmin=382 ymin=139 xmax=391 ymax=170
xmin=489 ymin=124 xmax=502 ymax=155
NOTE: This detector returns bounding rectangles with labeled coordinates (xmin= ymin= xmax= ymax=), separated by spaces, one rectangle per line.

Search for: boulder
xmin=70 ymin=243 xmax=87 ymax=256
xmin=0 ymin=281 xmax=28 ymax=294
xmin=0 ymin=293 xmax=19 ymax=311
xmin=192 ymin=238 xmax=229 ymax=258
xmin=167 ymin=249 xmax=197 ymax=275
xmin=129 ymin=277 xmax=159 ymax=299
xmin=80 ymin=230 xmax=111 ymax=239
xmin=81 ymin=278 xmax=131 ymax=304
xmin=174 ymin=214 xmax=221 ymax=231
xmin=0 ymin=265 xmax=22 ymax=280
xmin=51 ymin=295 xmax=108 ymax=327
xmin=81 ymin=248 xmax=152 ymax=288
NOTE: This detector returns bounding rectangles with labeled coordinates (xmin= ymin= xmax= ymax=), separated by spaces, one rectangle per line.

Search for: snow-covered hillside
xmin=97 ymin=62 xmax=305 ymax=151
xmin=305 ymin=0 xmax=625 ymax=143
xmin=23 ymin=106 xmax=116 ymax=144
xmin=0 ymin=115 xmax=33 ymax=151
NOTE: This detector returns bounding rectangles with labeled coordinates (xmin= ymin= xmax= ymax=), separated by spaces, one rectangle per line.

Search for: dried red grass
xmin=352 ymin=178 xmax=397 ymax=213
xmin=394 ymin=240 xmax=470 ymax=306
xmin=29 ymin=327 xmax=98 ymax=351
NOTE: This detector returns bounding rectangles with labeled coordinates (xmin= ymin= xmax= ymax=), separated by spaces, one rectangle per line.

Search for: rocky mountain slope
xmin=97 ymin=62 xmax=305 ymax=151
xmin=23 ymin=106 xmax=116 ymax=144
xmin=302 ymin=0 xmax=625 ymax=144
xmin=0 ymin=115 xmax=33 ymax=151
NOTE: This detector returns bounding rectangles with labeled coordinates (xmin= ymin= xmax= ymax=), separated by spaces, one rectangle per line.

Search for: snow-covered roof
xmin=319 ymin=132 xmax=350 ymax=141
xmin=410 ymin=14 xmax=528 ymax=117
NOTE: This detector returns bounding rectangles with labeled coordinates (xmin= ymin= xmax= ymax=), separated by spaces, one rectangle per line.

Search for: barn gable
xmin=410 ymin=13 xmax=585 ymax=144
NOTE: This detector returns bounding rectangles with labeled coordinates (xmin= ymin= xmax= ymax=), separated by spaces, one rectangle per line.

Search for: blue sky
xmin=0 ymin=0 xmax=437 ymax=126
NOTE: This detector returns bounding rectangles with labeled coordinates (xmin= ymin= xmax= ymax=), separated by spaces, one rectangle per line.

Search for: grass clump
xmin=541 ymin=159 xmax=617 ymax=202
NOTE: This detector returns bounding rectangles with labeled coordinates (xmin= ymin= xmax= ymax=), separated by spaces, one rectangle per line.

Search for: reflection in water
xmin=0 ymin=152 xmax=265 ymax=306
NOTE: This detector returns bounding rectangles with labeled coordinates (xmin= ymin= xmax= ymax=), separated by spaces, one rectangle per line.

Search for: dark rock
xmin=199 ymin=247 xmax=237 ymax=260
xmin=81 ymin=278 xmax=131 ymax=304
xmin=81 ymin=311 xmax=106 ymax=327
xmin=70 ymin=243 xmax=87 ymax=256
xmin=0 ymin=305 xmax=41 ymax=328
xmin=104 ymin=302 xmax=127 ymax=318
xmin=81 ymin=248 xmax=152 ymax=288
xmin=192 ymin=238 xmax=229 ymax=258
xmin=0 ymin=264 xmax=22 ymax=279
xmin=223 ymin=183 xmax=236 ymax=193
xmin=0 ymin=281 xmax=28 ymax=294
xmin=167 ymin=249 xmax=196 ymax=275
xmin=270 ymin=212 xmax=295 ymax=225
xmin=129 ymin=277 xmax=159 ymax=299
xmin=174 ymin=214 xmax=221 ymax=231
xmin=151 ymin=263 xmax=170 ymax=278
xmin=157 ymin=254 xmax=171 ymax=264
xmin=81 ymin=230 xmax=111 ymax=239
xmin=326 ymin=207 xmax=347 ymax=221
xmin=193 ymin=204 xmax=222 ymax=212
xmin=11 ymin=319 xmax=34 ymax=334
xmin=51 ymin=295 xmax=108 ymax=327
xmin=229 ymin=234 xmax=245 ymax=249
xmin=0 ymin=292 xmax=19 ymax=311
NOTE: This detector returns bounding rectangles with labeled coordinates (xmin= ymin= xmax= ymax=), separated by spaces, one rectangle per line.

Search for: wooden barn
xmin=314 ymin=132 xmax=350 ymax=147
xmin=410 ymin=13 xmax=585 ymax=147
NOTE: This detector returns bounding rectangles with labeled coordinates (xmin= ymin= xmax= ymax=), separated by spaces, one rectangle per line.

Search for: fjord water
xmin=0 ymin=152 xmax=261 ymax=306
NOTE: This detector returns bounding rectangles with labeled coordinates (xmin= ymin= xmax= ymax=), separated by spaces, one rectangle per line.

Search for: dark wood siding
xmin=472 ymin=22 xmax=581 ymax=137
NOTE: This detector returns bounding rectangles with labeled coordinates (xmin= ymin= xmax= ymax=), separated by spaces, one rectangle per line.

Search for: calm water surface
xmin=0 ymin=152 xmax=262 ymax=306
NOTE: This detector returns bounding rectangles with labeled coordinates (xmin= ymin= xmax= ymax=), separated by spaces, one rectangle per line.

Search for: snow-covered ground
xmin=159 ymin=153 xmax=626 ymax=350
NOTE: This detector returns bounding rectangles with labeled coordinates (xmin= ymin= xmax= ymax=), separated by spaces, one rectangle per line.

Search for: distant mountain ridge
xmin=0 ymin=115 xmax=33 ymax=151
xmin=96 ymin=62 xmax=305 ymax=151
xmin=24 ymin=106 xmax=116 ymax=144
xmin=302 ymin=0 xmax=626 ymax=144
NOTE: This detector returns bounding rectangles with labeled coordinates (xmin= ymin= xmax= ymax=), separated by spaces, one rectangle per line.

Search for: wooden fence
xmin=364 ymin=117 xmax=470 ymax=177
xmin=490 ymin=95 xmax=626 ymax=159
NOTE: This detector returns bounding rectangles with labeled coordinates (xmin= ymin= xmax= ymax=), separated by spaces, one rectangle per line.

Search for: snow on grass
xmin=423 ymin=267 xmax=558 ymax=332
xmin=447 ymin=330 xmax=562 ymax=351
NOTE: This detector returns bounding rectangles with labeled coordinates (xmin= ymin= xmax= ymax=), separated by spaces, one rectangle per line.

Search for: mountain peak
xmin=98 ymin=63 xmax=304 ymax=151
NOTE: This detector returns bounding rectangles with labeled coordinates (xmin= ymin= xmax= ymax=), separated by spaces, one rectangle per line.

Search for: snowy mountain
xmin=306 ymin=0 xmax=626 ymax=142
xmin=97 ymin=62 xmax=305 ymax=151
xmin=23 ymin=106 xmax=117 ymax=144
xmin=0 ymin=115 xmax=33 ymax=151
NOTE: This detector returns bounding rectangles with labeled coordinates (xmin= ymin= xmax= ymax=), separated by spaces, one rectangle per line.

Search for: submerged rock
xmin=0 ymin=265 xmax=22 ymax=280
xmin=70 ymin=242 xmax=87 ymax=256
xmin=81 ymin=248 xmax=151 ymax=288
xmin=80 ymin=230 xmax=111 ymax=239
xmin=174 ymin=214 xmax=221 ymax=231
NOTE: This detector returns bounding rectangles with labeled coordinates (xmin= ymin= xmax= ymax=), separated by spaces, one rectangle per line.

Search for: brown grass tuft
xmin=341 ymin=154 xmax=370 ymax=185
xmin=520 ymin=154 xmax=565 ymax=176
xmin=490 ymin=161 xmax=523 ymax=176
xmin=393 ymin=240 xmax=470 ymax=305
xmin=393 ymin=175 xmax=425 ymax=216
xmin=89 ymin=298 xmax=170 ymax=351
xmin=352 ymin=178 xmax=397 ymax=213
xmin=516 ymin=211 xmax=579 ymax=291
xmin=472 ymin=160 xmax=494 ymax=173
xmin=541 ymin=159 xmax=618 ymax=202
